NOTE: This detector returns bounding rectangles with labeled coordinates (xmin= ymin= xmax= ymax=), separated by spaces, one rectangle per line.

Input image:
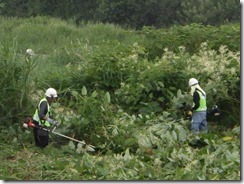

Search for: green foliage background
xmin=0 ymin=16 xmax=240 ymax=180
xmin=0 ymin=0 xmax=240 ymax=29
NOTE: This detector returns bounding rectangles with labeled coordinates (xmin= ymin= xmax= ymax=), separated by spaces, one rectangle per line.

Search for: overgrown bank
xmin=0 ymin=16 xmax=240 ymax=180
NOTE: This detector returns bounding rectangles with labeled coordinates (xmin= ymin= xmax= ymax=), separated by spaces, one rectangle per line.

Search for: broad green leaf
xmin=69 ymin=141 xmax=76 ymax=150
xmin=91 ymin=90 xmax=98 ymax=97
xmin=76 ymin=142 xmax=83 ymax=154
xmin=124 ymin=148 xmax=131 ymax=162
xmin=82 ymin=86 xmax=87 ymax=96
xmin=124 ymin=138 xmax=137 ymax=146
xmin=177 ymin=89 xmax=182 ymax=97
xmin=171 ymin=130 xmax=177 ymax=141
xmin=158 ymin=81 xmax=164 ymax=87
xmin=176 ymin=125 xmax=187 ymax=142
xmin=71 ymin=90 xmax=79 ymax=98
xmin=222 ymin=136 xmax=233 ymax=141
xmin=162 ymin=111 xmax=170 ymax=118
xmin=138 ymin=136 xmax=152 ymax=148
xmin=104 ymin=92 xmax=111 ymax=103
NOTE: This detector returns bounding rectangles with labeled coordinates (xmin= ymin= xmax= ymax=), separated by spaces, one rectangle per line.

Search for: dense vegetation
xmin=0 ymin=0 xmax=240 ymax=29
xmin=0 ymin=16 xmax=240 ymax=180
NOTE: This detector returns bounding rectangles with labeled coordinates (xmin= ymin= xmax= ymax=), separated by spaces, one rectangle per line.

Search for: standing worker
xmin=188 ymin=78 xmax=208 ymax=134
xmin=32 ymin=88 xmax=60 ymax=148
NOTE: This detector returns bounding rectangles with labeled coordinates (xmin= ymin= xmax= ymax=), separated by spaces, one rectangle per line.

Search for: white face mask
xmin=190 ymin=85 xmax=197 ymax=96
xmin=190 ymin=84 xmax=206 ymax=96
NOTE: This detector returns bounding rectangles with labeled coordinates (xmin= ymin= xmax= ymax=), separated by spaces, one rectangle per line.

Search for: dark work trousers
xmin=33 ymin=120 xmax=49 ymax=148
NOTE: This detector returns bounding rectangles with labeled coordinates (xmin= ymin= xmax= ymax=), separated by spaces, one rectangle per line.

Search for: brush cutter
xmin=23 ymin=117 xmax=95 ymax=152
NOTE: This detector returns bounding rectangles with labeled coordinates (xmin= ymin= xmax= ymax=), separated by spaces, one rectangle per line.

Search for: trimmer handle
xmin=22 ymin=117 xmax=36 ymax=128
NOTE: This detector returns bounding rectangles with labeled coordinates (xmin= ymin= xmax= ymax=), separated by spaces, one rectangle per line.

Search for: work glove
xmin=53 ymin=121 xmax=61 ymax=127
xmin=187 ymin=110 xmax=192 ymax=116
xmin=47 ymin=117 xmax=55 ymax=124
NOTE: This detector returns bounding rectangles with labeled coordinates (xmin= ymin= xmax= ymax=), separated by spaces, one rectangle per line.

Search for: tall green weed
xmin=0 ymin=42 xmax=35 ymax=124
xmin=0 ymin=16 xmax=240 ymax=180
xmin=140 ymin=23 xmax=240 ymax=60
xmin=0 ymin=16 xmax=139 ymax=54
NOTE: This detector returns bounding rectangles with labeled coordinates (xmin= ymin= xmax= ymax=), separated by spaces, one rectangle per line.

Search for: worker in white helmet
xmin=188 ymin=78 xmax=208 ymax=134
xmin=32 ymin=88 xmax=60 ymax=148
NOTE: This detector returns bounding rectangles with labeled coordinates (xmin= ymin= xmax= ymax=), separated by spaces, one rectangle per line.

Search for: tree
xmin=0 ymin=0 xmax=240 ymax=28
xmin=179 ymin=0 xmax=240 ymax=25
xmin=95 ymin=0 xmax=182 ymax=29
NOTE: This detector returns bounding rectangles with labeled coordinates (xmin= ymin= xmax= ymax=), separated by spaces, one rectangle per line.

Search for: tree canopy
xmin=0 ymin=0 xmax=240 ymax=29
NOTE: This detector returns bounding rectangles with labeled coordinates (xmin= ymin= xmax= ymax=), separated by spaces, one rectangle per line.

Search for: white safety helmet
xmin=26 ymin=48 xmax=34 ymax=56
xmin=188 ymin=78 xmax=198 ymax=86
xmin=45 ymin=88 xmax=58 ymax=98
